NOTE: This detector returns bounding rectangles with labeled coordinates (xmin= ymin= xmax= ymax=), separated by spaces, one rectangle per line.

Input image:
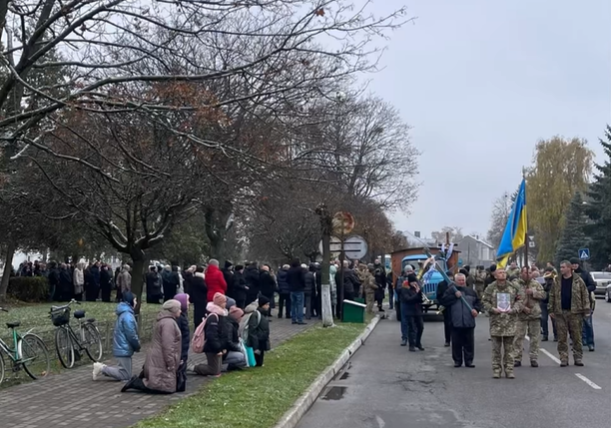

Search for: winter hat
xmin=258 ymin=295 xmax=271 ymax=307
xmin=122 ymin=291 xmax=136 ymax=308
xmin=213 ymin=292 xmax=227 ymax=306
xmin=162 ymin=299 xmax=181 ymax=314
xmin=174 ymin=293 xmax=190 ymax=312
xmin=226 ymin=297 xmax=236 ymax=310
xmin=569 ymin=258 xmax=580 ymax=266
xmin=229 ymin=306 xmax=244 ymax=320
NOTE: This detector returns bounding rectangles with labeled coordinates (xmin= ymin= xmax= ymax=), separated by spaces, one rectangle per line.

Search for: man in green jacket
xmin=548 ymin=260 xmax=590 ymax=367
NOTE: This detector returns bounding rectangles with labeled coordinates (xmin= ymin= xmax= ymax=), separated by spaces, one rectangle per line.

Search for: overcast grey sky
xmin=368 ymin=0 xmax=611 ymax=240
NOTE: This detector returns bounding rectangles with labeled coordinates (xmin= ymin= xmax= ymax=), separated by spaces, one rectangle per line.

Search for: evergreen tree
xmin=555 ymin=191 xmax=588 ymax=265
xmin=584 ymin=125 xmax=611 ymax=269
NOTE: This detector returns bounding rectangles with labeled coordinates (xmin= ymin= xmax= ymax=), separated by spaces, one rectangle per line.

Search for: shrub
xmin=7 ymin=277 xmax=49 ymax=302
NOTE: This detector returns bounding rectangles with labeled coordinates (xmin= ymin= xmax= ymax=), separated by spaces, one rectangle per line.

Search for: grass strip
xmin=0 ymin=300 xmax=159 ymax=332
xmin=135 ymin=321 xmax=369 ymax=428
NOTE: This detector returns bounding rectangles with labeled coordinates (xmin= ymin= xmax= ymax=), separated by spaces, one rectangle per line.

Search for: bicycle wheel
xmin=83 ymin=323 xmax=103 ymax=362
xmin=20 ymin=334 xmax=51 ymax=379
xmin=55 ymin=327 xmax=75 ymax=369
xmin=0 ymin=349 xmax=5 ymax=384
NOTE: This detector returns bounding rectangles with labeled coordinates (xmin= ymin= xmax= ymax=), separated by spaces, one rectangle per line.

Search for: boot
xmin=400 ymin=339 xmax=407 ymax=347
xmin=505 ymin=372 xmax=515 ymax=379
xmin=492 ymin=371 xmax=501 ymax=379
xmin=542 ymin=336 xmax=548 ymax=342
xmin=409 ymin=346 xmax=416 ymax=352
xmin=588 ymin=345 xmax=595 ymax=352
xmin=574 ymin=360 xmax=584 ymax=367
xmin=560 ymin=361 xmax=568 ymax=367
xmin=530 ymin=360 xmax=538 ymax=368
xmin=513 ymin=361 xmax=521 ymax=367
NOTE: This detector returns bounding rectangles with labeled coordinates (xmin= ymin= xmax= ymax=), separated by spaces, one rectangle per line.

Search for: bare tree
xmin=487 ymin=192 xmax=511 ymax=250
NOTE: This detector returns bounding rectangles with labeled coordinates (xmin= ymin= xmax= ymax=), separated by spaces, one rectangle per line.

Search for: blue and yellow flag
xmin=496 ymin=178 xmax=527 ymax=268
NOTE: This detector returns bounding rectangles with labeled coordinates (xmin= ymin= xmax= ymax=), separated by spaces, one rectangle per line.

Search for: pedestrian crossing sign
xmin=578 ymin=248 xmax=590 ymax=261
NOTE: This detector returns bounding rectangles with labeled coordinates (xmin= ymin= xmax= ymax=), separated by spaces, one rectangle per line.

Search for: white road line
xmin=375 ymin=415 xmax=386 ymax=428
xmin=540 ymin=348 xmax=562 ymax=365
xmin=575 ymin=373 xmax=602 ymax=390
xmin=526 ymin=335 xmax=602 ymax=390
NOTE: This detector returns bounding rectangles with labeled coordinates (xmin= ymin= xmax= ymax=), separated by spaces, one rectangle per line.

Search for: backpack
xmin=190 ymin=313 xmax=219 ymax=353
xmin=239 ymin=310 xmax=261 ymax=342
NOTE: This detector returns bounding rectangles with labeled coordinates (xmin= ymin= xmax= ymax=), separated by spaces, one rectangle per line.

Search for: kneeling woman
xmin=122 ymin=300 xmax=182 ymax=394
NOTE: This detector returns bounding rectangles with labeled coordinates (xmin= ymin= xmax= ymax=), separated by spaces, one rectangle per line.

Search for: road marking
xmin=375 ymin=415 xmax=386 ymax=428
xmin=526 ymin=335 xmax=602 ymax=390
xmin=575 ymin=373 xmax=602 ymax=390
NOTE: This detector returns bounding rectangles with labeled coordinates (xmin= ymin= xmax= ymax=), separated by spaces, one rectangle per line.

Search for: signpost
xmin=579 ymin=248 xmax=590 ymax=261
xmin=319 ymin=235 xmax=369 ymax=260
xmin=333 ymin=212 xmax=356 ymax=321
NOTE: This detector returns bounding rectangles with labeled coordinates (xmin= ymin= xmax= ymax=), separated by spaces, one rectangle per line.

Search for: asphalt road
xmin=296 ymin=301 xmax=611 ymax=428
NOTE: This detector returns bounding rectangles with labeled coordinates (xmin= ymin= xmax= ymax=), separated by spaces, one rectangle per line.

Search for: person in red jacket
xmin=206 ymin=259 xmax=227 ymax=302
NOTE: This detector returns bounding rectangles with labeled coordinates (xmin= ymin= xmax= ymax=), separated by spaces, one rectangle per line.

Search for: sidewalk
xmin=0 ymin=317 xmax=316 ymax=428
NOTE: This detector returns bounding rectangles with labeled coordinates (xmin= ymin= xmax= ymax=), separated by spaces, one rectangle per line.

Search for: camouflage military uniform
xmin=357 ymin=267 xmax=377 ymax=315
xmin=513 ymin=279 xmax=546 ymax=364
xmin=482 ymin=280 xmax=523 ymax=378
xmin=506 ymin=267 xmax=520 ymax=280
xmin=474 ymin=270 xmax=487 ymax=299
xmin=548 ymin=273 xmax=590 ymax=365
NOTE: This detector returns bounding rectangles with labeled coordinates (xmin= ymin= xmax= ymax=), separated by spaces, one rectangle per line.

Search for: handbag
xmin=176 ymin=367 xmax=186 ymax=392
xmin=245 ymin=345 xmax=256 ymax=367
xmin=238 ymin=338 xmax=250 ymax=367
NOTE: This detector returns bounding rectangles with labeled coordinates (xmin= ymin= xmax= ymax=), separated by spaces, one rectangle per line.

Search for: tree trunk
xmin=316 ymin=204 xmax=334 ymax=327
xmin=130 ymin=249 xmax=146 ymax=314
xmin=0 ymin=241 xmax=16 ymax=303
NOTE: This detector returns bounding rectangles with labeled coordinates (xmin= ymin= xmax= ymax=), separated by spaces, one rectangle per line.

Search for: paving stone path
xmin=0 ymin=317 xmax=315 ymax=428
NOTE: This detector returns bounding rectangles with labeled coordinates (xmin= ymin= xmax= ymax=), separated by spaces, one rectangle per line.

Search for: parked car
xmin=606 ymin=283 xmax=611 ymax=303
xmin=590 ymin=271 xmax=611 ymax=296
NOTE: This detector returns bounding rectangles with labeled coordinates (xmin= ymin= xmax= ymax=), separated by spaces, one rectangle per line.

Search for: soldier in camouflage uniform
xmin=482 ymin=267 xmax=523 ymax=379
xmin=505 ymin=261 xmax=520 ymax=280
xmin=357 ymin=264 xmax=377 ymax=315
xmin=548 ymin=260 xmax=590 ymax=367
xmin=474 ymin=266 xmax=487 ymax=300
xmin=513 ymin=266 xmax=546 ymax=367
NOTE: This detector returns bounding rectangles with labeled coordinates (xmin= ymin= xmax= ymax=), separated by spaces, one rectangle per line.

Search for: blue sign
xmin=578 ymin=248 xmax=590 ymax=261
xmin=458 ymin=258 xmax=463 ymax=267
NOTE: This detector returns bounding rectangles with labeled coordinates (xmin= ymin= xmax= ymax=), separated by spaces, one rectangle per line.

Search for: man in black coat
xmin=440 ymin=273 xmax=482 ymax=368
xmin=373 ymin=259 xmax=387 ymax=312
xmin=287 ymin=260 xmax=306 ymax=324
xmin=399 ymin=272 xmax=424 ymax=351
xmin=244 ymin=262 xmax=261 ymax=305
xmin=571 ymin=258 xmax=596 ymax=351
xmin=436 ymin=270 xmax=455 ymax=347
xmin=232 ymin=265 xmax=248 ymax=310
xmin=276 ymin=264 xmax=291 ymax=319
xmin=259 ymin=265 xmax=277 ymax=318
xmin=190 ymin=266 xmax=208 ymax=328
xmin=222 ymin=261 xmax=234 ymax=298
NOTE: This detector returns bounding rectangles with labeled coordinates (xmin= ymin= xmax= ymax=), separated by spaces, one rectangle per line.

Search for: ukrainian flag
xmin=496 ymin=178 xmax=527 ymax=268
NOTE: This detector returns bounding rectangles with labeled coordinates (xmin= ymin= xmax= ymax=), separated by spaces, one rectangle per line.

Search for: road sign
xmin=579 ymin=248 xmax=590 ymax=261
xmin=319 ymin=235 xmax=368 ymax=260
xmin=332 ymin=212 xmax=355 ymax=236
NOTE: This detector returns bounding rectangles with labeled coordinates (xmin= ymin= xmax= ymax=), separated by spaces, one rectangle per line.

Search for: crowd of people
xmin=394 ymin=257 xmax=597 ymax=379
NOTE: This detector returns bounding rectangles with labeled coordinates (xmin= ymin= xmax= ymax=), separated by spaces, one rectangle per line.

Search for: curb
xmin=272 ymin=316 xmax=381 ymax=428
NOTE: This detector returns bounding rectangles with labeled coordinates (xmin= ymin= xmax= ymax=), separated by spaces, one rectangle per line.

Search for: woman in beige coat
xmin=122 ymin=300 xmax=182 ymax=394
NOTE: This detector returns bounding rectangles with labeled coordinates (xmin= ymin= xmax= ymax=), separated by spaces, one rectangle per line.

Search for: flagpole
xmin=522 ymin=167 xmax=528 ymax=267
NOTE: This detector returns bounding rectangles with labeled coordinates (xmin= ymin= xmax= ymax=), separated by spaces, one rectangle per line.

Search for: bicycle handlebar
xmin=49 ymin=299 xmax=81 ymax=312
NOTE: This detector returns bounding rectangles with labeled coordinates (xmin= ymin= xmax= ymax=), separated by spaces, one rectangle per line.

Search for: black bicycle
xmin=50 ymin=300 xmax=103 ymax=368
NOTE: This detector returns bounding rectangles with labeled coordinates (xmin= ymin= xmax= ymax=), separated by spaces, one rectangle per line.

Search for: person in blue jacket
xmin=93 ymin=291 xmax=141 ymax=381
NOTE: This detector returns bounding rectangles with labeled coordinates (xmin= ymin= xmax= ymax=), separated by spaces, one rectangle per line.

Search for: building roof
xmin=461 ymin=235 xmax=494 ymax=249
